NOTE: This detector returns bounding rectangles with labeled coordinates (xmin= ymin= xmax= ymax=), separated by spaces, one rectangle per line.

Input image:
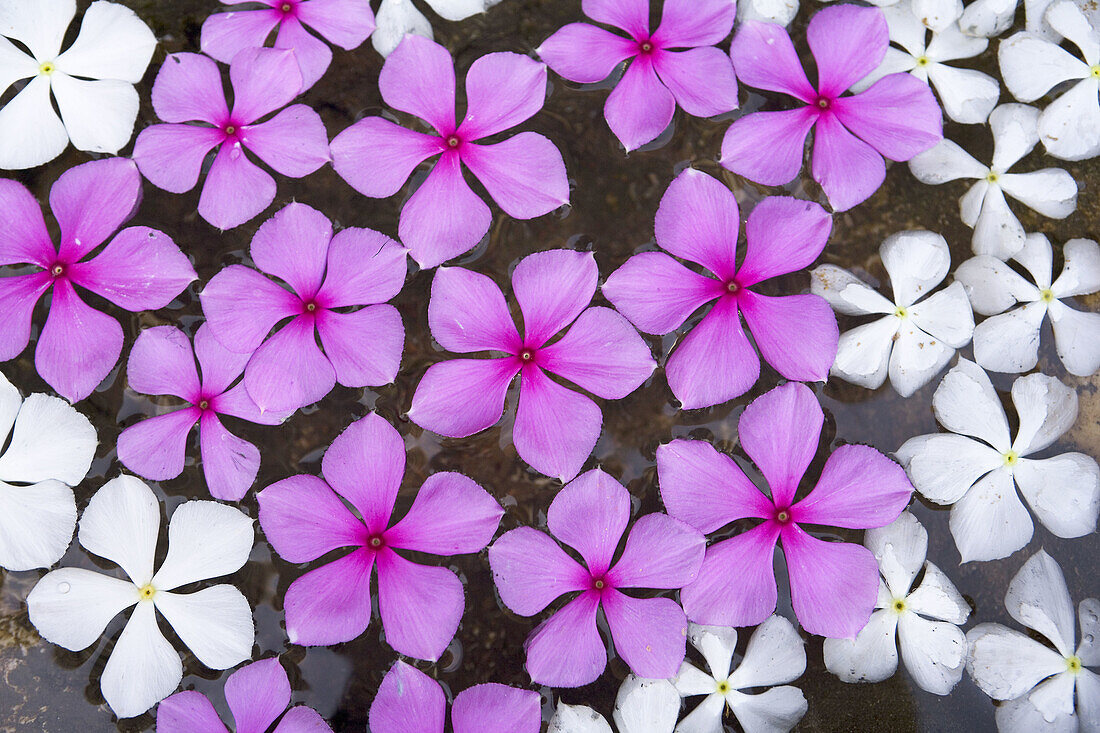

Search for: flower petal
xmin=666 ymin=298 xmax=760 ymax=409
xmin=601 ymin=252 xmax=722 ymax=335
xmin=681 ymin=523 xmax=780 ymax=627
xmin=153 ymin=585 xmax=253 ymax=670
xmin=200 ymin=265 xmax=302 ymax=354
xmin=78 ymin=475 xmax=159 ymax=584
xmin=906 ymin=562 xmax=970 ymax=624
xmin=538 ymin=307 xmax=655 ymax=399
xmin=427 ymin=266 xmax=520 ymax=353
xmin=131 ymin=125 xmax=224 ymax=195
xmin=0 ymin=273 xmax=49 ymax=361
xmin=330 ymin=116 xmax=441 ymax=198
xmin=998 ymin=32 xmax=1089 ymax=103
xmin=583 ymin=0 xmax=649 ymax=39
xmin=536 ymin=23 xmax=637 ymax=83
xmin=796 ymin=444 xmax=911 ymax=528
xmin=368 ymin=661 xmax=446 ymax=733
xmin=27 ymin=567 xmax=136 ymax=650
xmin=316 ymin=305 xmax=404 ymax=388
xmin=604 ymin=57 xmax=676 ymax=152
xmin=156 ymin=691 xmax=229 ymax=733
xmin=603 ymin=591 xmax=688 ymax=679
xmin=36 ymin=280 xmax=122 ymax=402
xmin=831 ymin=315 xmax=899 ymax=390
xmin=100 ymin=601 xmax=183 ymax=718
xmin=654 ymin=168 xmax=739 ymax=281
xmin=546 ymin=468 xmax=629 ymax=575
xmin=150 ymin=52 xmax=230 ymax=124
xmin=284 ymin=549 xmax=375 ymax=646
xmin=965 ymin=622 xmax=1067 ymax=700
xmin=459 ymin=52 xmax=546 ymax=140
xmin=321 ymin=412 xmax=405 ymax=534
xmin=606 ymin=513 xmax=704 ymax=589
xmin=258 ymin=474 xmax=365 ymax=563
xmin=243 ymin=315 xmax=336 ymax=412
xmin=1039 ymin=77 xmax=1100 ymax=161
xmin=398 ymin=153 xmax=492 ymax=268
xmin=273 ymin=16 xmax=332 ymax=91
xmin=888 ymin=321 xmax=957 ymax=397
xmin=514 ymin=366 xmax=602 ymax=481
xmin=1010 ymin=371 xmax=1077 ymax=456
xmin=50 ymin=157 xmax=142 ymax=261
xmin=0 ymin=0 xmax=75 ymax=60
xmin=380 ymin=34 xmax=455 ymax=134
xmin=739 ymin=196 xmax=833 ymax=286
xmin=452 ymin=684 xmax=542 ymax=733
xmin=370 ymin=0 xmax=432 ymax=58
xmin=0 ymin=480 xmax=76 ymax=571
xmin=229 ymin=47 xmax=303 ymax=124
xmin=879 ymin=229 xmax=950 ymax=308
xmin=224 ymin=658 xmax=291 ymax=733
xmin=1049 ymin=302 xmax=1100 ymax=377
xmin=461 ymin=133 xmax=569 ymax=219
xmin=488 ymin=527 xmax=590 ymax=616
xmin=241 ymin=104 xmax=331 ymax=178
xmin=316 ymin=227 xmax=406 ymax=309
xmin=653 ymin=0 xmax=735 ymax=47
xmin=726 ymin=686 xmax=808 ymax=733
xmin=50 ymin=74 xmax=139 ymax=155
xmin=720 ymin=108 xmax=818 ymax=186
xmin=298 ymin=0 xmax=375 ymax=48
xmin=376 ymin=550 xmax=464 ymax=661
xmin=926 ymin=63 xmax=999 ymax=126
xmin=739 ymin=291 xmax=838 ymax=383
xmin=656 ymin=438 xmax=772 ymax=533
xmin=407 ymin=358 xmax=518 ymax=437
xmin=117 ymin=409 xmax=200 ymax=482
xmin=831 ymin=73 xmax=943 ymax=162
xmin=613 ymin=676 xmax=681 ymax=733
xmin=652 ymin=46 xmax=739 ymax=118
xmin=69 ymin=226 xmax=196 ymax=311
xmin=999 ymin=169 xmax=1078 ymax=219
xmin=152 ymin=500 xmax=253 ymax=590
xmin=949 ymin=466 xmax=1032 ymax=563
xmin=783 ymin=525 xmax=880 ymax=638
xmin=198 ymin=412 xmax=260 ymax=501
xmin=0 ymin=179 xmax=51 ymax=267
xmin=729 ymin=614 xmax=808 ymax=689
xmin=740 ymin=382 xmax=821 ymax=508
xmin=897 ymin=612 xmax=967 ymax=695
xmin=808 ymin=4 xmax=889 ymax=97
xmin=0 ymin=390 xmax=95 ymax=485
xmin=822 ymin=609 xmax=900 ymax=683
xmin=513 ymin=249 xmax=598 ymax=348
xmin=525 ymin=591 xmax=605 ymax=687
xmin=197 ymin=143 xmax=277 ymax=231
xmin=729 ymin=20 xmax=815 ymax=101
xmin=200 ymin=9 xmax=281 ymax=67
xmin=385 ymin=471 xmax=502 ymax=555
xmin=907 ymin=139 xmax=986 ymax=184
xmin=932 ymin=358 xmax=1011 ymax=452
xmin=549 ymin=704 xmax=612 ymax=733
xmin=1015 ymin=454 xmax=1100 ymax=539
xmin=811 ymin=112 xmax=886 ymax=212
xmin=0 ymin=75 xmax=68 ymax=170
xmin=896 ymin=433 xmax=1004 ymax=505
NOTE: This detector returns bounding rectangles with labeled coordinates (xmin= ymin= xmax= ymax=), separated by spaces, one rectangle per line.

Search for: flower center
xmin=520 ymin=349 xmax=535 ymax=363
xmin=39 ymin=61 xmax=55 ymax=75
xmin=816 ymin=97 xmax=831 ymax=110
xmin=894 ymin=305 xmax=908 ymax=319
xmin=1003 ymin=450 xmax=1019 ymax=466
xmin=50 ymin=264 xmax=65 ymax=278
xmin=224 ymin=125 xmax=237 ymax=136
xmin=281 ymin=2 xmax=292 ymax=11
xmin=305 ymin=301 xmax=317 ymax=312
xmin=1068 ymin=655 xmax=1084 ymax=674
xmin=774 ymin=508 xmax=792 ymax=524
xmin=1092 ymin=65 xmax=1100 ymax=78
xmin=893 ymin=598 xmax=907 ymax=613
xmin=640 ymin=41 xmax=653 ymax=53
xmin=716 ymin=680 xmax=731 ymax=694
xmin=138 ymin=583 xmax=156 ymax=601
xmin=985 ymin=170 xmax=999 ymax=184
xmin=369 ymin=535 xmax=384 ymax=549
xmin=726 ymin=280 xmax=740 ymax=294
xmin=1040 ymin=288 xmax=1055 ymax=303
xmin=594 ymin=578 xmax=605 ymax=589
xmin=447 ymin=135 xmax=461 ymax=148
xmin=198 ymin=399 xmax=210 ymax=410
xmin=916 ymin=56 xmax=930 ymax=67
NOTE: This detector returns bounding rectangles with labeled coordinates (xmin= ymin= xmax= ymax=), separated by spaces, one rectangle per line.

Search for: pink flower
xmin=200 ymin=202 xmax=407 ymax=413
xmin=201 ymin=0 xmax=376 ymax=91
xmin=538 ymin=0 xmax=739 ymax=151
xmin=0 ymin=158 xmax=195 ymax=403
xmin=369 ymin=661 xmax=540 ymax=733
xmin=721 ymin=5 xmax=942 ymax=211
xmin=157 ymin=657 xmax=331 ymax=732
xmin=656 ymin=382 xmax=914 ymax=638
xmin=489 ymin=469 xmax=705 ymax=687
xmin=329 ymin=35 xmax=569 ymax=268
xmin=132 ymin=48 xmax=331 ymax=230
xmin=257 ymin=413 xmax=503 ymax=661
xmin=603 ymin=168 xmax=838 ymax=409
xmin=407 ymin=249 xmax=655 ymax=482
xmin=117 ymin=325 xmax=291 ymax=502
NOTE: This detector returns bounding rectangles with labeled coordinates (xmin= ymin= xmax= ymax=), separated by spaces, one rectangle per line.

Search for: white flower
xmin=908 ymin=104 xmax=1078 ymax=259
xmin=956 ymin=233 xmax=1100 ymax=376
xmin=999 ymin=1 xmax=1100 ymax=161
xmin=373 ymin=0 xmax=503 ymax=57
xmin=673 ymin=617 xmax=808 ymax=733
xmin=823 ymin=512 xmax=971 ymax=695
xmin=957 ymin=0 xmax=1066 ymax=38
xmin=810 ymin=230 xmax=974 ymax=398
xmin=896 ymin=359 xmax=1100 ymax=563
xmin=966 ymin=549 xmax=1100 ymax=731
xmin=549 ymin=675 xmax=680 ymax=733
xmin=0 ymin=371 xmax=95 ymax=571
xmin=738 ymin=0 xmax=799 ymax=26
xmin=27 ymin=475 xmax=255 ymax=718
xmin=0 ymin=0 xmax=156 ymax=170
xmin=818 ymin=0 xmax=961 ymax=30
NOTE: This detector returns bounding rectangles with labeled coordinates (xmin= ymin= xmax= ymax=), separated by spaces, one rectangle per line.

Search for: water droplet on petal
xmin=57 ymin=581 xmax=70 ymax=594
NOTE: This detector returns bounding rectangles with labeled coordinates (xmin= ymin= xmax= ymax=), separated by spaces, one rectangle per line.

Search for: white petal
xmin=54 ymin=0 xmax=155 ymax=82
xmin=971 ymin=303 xmax=1047 ymax=374
xmin=0 ymin=36 xmax=37 ymax=94
xmin=151 ymin=500 xmax=253 ymax=591
xmin=865 ymin=512 xmax=927 ymax=598
xmin=965 ymin=622 xmax=1066 ymax=700
xmin=0 ymin=480 xmax=76 ymax=571
xmin=912 ymin=0 xmax=964 ymax=31
xmin=0 ymin=0 xmax=76 ymax=60
xmin=100 ymin=601 xmax=183 ymax=718
xmin=950 ymin=466 xmax=1033 ymax=562
xmin=613 ymin=675 xmax=680 ymax=733
xmin=1006 ymin=549 xmax=1077 ymax=655
xmin=1078 ymin=599 xmax=1100 ymax=665
xmin=78 ymin=475 xmax=160 ymax=585
xmin=999 ymin=169 xmax=1078 ymax=219
xmin=908 ymin=139 xmax=986 ymax=183
xmin=897 ymin=611 xmax=967 ymax=694
xmin=883 ymin=4 xmax=929 ymax=56
xmin=927 ymin=63 xmax=999 ymax=124
xmin=955 ymin=255 xmax=1040 ymax=315
xmin=1051 ymin=238 xmax=1100 ymax=298
xmin=27 ymin=567 xmax=137 ymax=650
xmin=688 ymin=624 xmax=737 ymax=681
xmin=549 ymin=703 xmax=613 ymax=733
xmin=0 ymin=74 xmax=69 ymax=170
xmin=896 ymin=433 xmax=1004 ymax=504
xmin=372 ymin=0 xmax=434 ymax=58
xmin=823 ymin=610 xmax=900 ymax=683
xmin=832 ymin=317 xmax=899 ymax=390
xmin=1049 ymin=301 xmax=1100 ymax=376
xmin=926 ymin=21 xmax=988 ymax=60
xmin=1015 ymin=454 xmax=1100 ymax=538
xmin=881 ymin=230 xmax=950 ymax=307
xmin=1023 ymin=0 xmax=1059 ymax=37
xmin=725 ymin=686 xmax=808 ymax=733
xmin=809 ymin=265 xmax=896 ymax=315
xmin=906 ymin=562 xmax=971 ymax=624
xmin=1038 ymin=77 xmax=1100 ymax=161
xmin=153 ymin=585 xmax=253 ymax=670
xmin=959 ymin=180 xmax=989 ymax=228
xmin=971 ymin=184 xmax=1026 ymax=259
xmin=1026 ymin=670 xmax=1078 ymax=722
xmin=424 ymin=0 xmax=501 ymax=21
xmin=51 ymin=73 xmax=138 ymax=154
xmin=889 ymin=321 xmax=956 ymax=396
xmin=0 ymin=392 xmax=95 ymax=484
xmin=990 ymin=103 xmax=1041 ymax=170
xmin=674 ymin=661 xmax=720 ymax=697
xmin=997 ymin=32 xmax=1089 ymax=102
xmin=958 ymin=0 xmax=1019 ymax=36
xmin=1077 ymin=667 xmax=1100 ymax=729
xmin=1045 ymin=0 xmax=1100 ymax=65
xmin=909 ymin=282 xmax=974 ymax=347
xmin=931 ymin=358 xmax=1011 ymax=452
xmin=851 ymin=48 xmax=918 ymax=93
xmin=738 ymin=0 xmax=799 ymax=25
xmin=728 ymin=615 xmax=806 ymax=689
xmin=995 ymin=689 xmax=1078 ymax=733
xmin=1010 ymin=371 xmax=1077 ymax=455
xmin=673 ymin=693 xmax=725 ymax=733
xmin=1015 ymin=232 xmax=1056 ymax=288
xmin=0 ymin=373 xmax=18 ymax=442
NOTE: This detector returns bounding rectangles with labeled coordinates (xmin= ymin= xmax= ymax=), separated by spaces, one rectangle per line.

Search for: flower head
xmin=549 ymin=675 xmax=681 ymax=733
xmin=373 ymin=0 xmax=502 ymax=57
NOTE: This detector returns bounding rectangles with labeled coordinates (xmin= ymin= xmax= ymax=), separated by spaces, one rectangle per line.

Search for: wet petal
xmin=320 ymin=412 xmax=405 ymax=534
xmin=156 ymin=691 xmax=228 ymax=733
xmin=547 ymin=468 xmax=629 ymax=576
xmin=681 ymin=523 xmax=781 ymax=627
xmin=971 ymin=303 xmax=1047 ymax=375
xmin=78 ymin=475 xmax=159 ymax=584
xmin=100 ymin=601 xmax=183 ymax=718
xmin=488 ymin=527 xmax=589 ymax=616
xmin=539 ymin=307 xmax=655 ymax=399
xmin=832 ymin=73 xmax=943 ymax=162
xmin=461 ymin=133 xmax=568 ymax=219
xmin=330 ymin=116 xmax=441 ymax=198
xmin=932 ymin=358 xmax=1011 ymax=452
xmin=117 ymin=409 xmax=200 ymax=482
xmin=666 ymin=298 xmax=760 ymax=409
xmin=822 ymin=609 xmax=899 ymax=683
xmin=398 ymin=153 xmax=491 ymax=268
xmin=525 ymin=591 xmax=605 ymax=687
xmin=224 ymin=658 xmax=290 ymax=733
xmin=897 ymin=613 xmax=967 ymax=694
xmin=27 ymin=567 xmax=137 ymax=650
xmin=738 ymin=291 xmax=838 ymax=383
xmin=601 ymin=252 xmax=722 ymax=335
xmin=153 ymin=585 xmax=253 ymax=670
xmin=739 ymin=196 xmax=833 ymax=286
xmin=257 ymin=474 xmax=365 ymax=563
xmin=0 ymin=480 xmax=77 ymax=571
xmin=284 ymin=550 xmax=375 ymax=646
xmin=150 ymin=52 xmax=230 ymax=124
xmin=811 ymin=112 xmax=886 ymax=212
xmin=408 ymin=358 xmax=518 ymax=437
xmin=654 ymin=168 xmax=739 ymax=281
xmin=36 ymin=280 xmax=123 ymax=402
xmin=739 ymin=382 xmax=822 ymax=508
xmin=966 ymin=622 xmax=1066 ymax=700
xmin=198 ymin=412 xmax=260 ymax=501
xmin=603 ymin=591 xmax=688 ymax=679
xmin=652 ymin=47 xmax=738 ymax=118
xmin=385 ymin=472 xmax=502 ymax=555
xmin=0 ymin=179 xmax=52 ymax=267
xmin=243 ymin=316 xmax=336 ymax=412
xmin=68 ymin=226 xmax=196 ymax=312
xmin=316 ymin=227 xmax=407 ymax=309
xmin=808 ymin=4 xmax=889 ymax=97
xmin=200 ymin=9 xmax=281 ymax=67
xmin=1049 ymin=301 xmax=1100 ymax=377
xmin=536 ymin=23 xmax=637 ymax=83
xmin=514 ymin=367 xmax=602 ymax=481
xmin=376 ymin=550 xmax=464 ymax=661
xmin=730 ymin=20 xmax=815 ymax=101
xmin=272 ymin=16 xmax=332 ymax=91
xmin=656 ymin=438 xmax=772 ymax=533
xmin=604 ymin=57 xmax=675 ymax=152
xmin=896 ymin=433 xmax=1003 ymax=505
xmin=720 ymin=108 xmax=817 ymax=186
xmin=380 ymin=34 xmax=455 ymax=133
xmin=152 ymin=500 xmax=253 ymax=590
xmin=606 ymin=513 xmax=704 ymax=589
xmin=316 ymin=305 xmax=404 ymax=388
xmin=197 ymin=143 xmax=277 ymax=231
xmin=369 ymin=661 xmax=445 ymax=733
xmin=513 ymin=249 xmax=598 ymax=348
xmin=50 ymin=157 xmax=141 ymax=261
xmin=241 ymin=104 xmax=330 ymax=178
xmin=0 ymin=273 xmax=49 ymax=362
xmin=949 ymin=467 xmax=1032 ymax=563
xmin=459 ymin=52 xmax=547 ymax=140
xmin=1015 ymin=455 xmax=1099 ymax=540
xmin=795 ymin=444 xmax=912 ymax=529
xmin=228 ymin=47 xmax=303 ymax=124
xmin=452 ymin=684 xmax=541 ymax=733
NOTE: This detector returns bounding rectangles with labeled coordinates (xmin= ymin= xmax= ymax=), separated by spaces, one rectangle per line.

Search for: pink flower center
xmin=726 ymin=280 xmax=740 ymax=294
xmin=446 ymin=135 xmax=461 ymax=148
xmin=50 ymin=264 xmax=65 ymax=278
xmin=519 ymin=349 xmax=535 ymax=363
xmin=774 ymin=507 xmax=793 ymax=524
xmin=368 ymin=535 xmax=384 ymax=549
xmin=198 ymin=399 xmax=210 ymax=411
xmin=639 ymin=40 xmax=654 ymax=54
xmin=815 ymin=97 xmax=831 ymax=111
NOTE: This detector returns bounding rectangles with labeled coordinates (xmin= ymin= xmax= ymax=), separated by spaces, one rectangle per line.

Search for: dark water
xmin=1 ymin=0 xmax=1098 ymax=731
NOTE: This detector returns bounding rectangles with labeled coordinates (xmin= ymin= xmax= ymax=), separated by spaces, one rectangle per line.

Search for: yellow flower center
xmin=138 ymin=583 xmax=156 ymax=601
xmin=1068 ymin=655 xmax=1083 ymax=673
xmin=1040 ymin=288 xmax=1055 ymax=303
xmin=894 ymin=305 xmax=908 ymax=319
xmin=716 ymin=680 xmax=731 ymax=694
xmin=1003 ymin=450 xmax=1019 ymax=466
xmin=916 ymin=56 xmax=930 ymax=67
xmin=986 ymin=170 xmax=1000 ymax=183
xmin=39 ymin=61 xmax=55 ymax=75
xmin=1092 ymin=66 xmax=1100 ymax=78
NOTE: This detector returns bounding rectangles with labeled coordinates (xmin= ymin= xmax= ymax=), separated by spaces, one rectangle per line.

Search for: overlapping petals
xmin=373 ymin=0 xmax=503 ymax=57
xmin=549 ymin=675 xmax=681 ymax=733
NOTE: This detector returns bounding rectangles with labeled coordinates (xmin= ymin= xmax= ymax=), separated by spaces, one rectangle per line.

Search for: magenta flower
xmin=489 ymin=469 xmax=705 ymax=687
xmin=157 ymin=657 xmax=331 ymax=732
xmin=408 ymin=249 xmax=655 ymax=482
xmin=721 ymin=5 xmax=942 ymax=211
xmin=603 ymin=169 xmax=837 ymax=409
xmin=656 ymin=382 xmax=913 ymax=638
xmin=117 ymin=325 xmax=291 ymax=501
xmin=257 ymin=413 xmax=503 ymax=660
xmin=201 ymin=0 xmax=376 ymax=91
xmin=0 ymin=158 xmax=195 ymax=403
xmin=201 ymin=202 xmax=407 ymax=413
xmin=538 ymin=0 xmax=739 ymax=151
xmin=329 ymin=35 xmax=569 ymax=268
xmin=132 ymin=48 xmax=330 ymax=230
xmin=369 ymin=661 xmax=540 ymax=733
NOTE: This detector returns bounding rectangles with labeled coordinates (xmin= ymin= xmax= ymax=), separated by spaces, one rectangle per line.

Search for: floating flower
xmin=408 ymin=249 xmax=655 ymax=481
xmin=738 ymin=0 xmax=798 ymax=27
xmin=722 ymin=5 xmax=942 ymax=212
xmin=369 ymin=660 xmax=540 ymax=733
xmin=201 ymin=202 xmax=407 ymax=413
xmin=896 ymin=359 xmax=1100 ymax=562
xmin=257 ymin=413 xmax=502 ymax=660
xmin=603 ymin=169 xmax=837 ymax=409
xmin=373 ymin=0 xmax=503 ymax=57
xmin=955 ymin=233 xmax=1100 ymax=376
xmin=966 ymin=549 xmax=1100 ymax=730
xmin=330 ymin=35 xmax=568 ymax=268
xmin=908 ymin=103 xmax=1077 ymax=259
xmin=957 ymin=0 xmax=1059 ymax=38
xmin=674 ymin=617 xmax=808 ymax=733
xmin=0 ymin=0 xmax=156 ymax=169
xmin=810 ymin=230 xmax=974 ymax=397
xmin=0 ymin=371 xmax=95 ymax=571
xmin=0 ymin=158 xmax=196 ymax=402
xmin=117 ymin=325 xmax=292 ymax=501
xmin=549 ymin=675 xmax=681 ymax=733
xmin=823 ymin=512 xmax=971 ymax=695
xmin=132 ymin=48 xmax=330 ymax=231
xmin=201 ymin=0 xmax=375 ymax=91
xmin=537 ymin=0 xmax=739 ymax=152
xmin=157 ymin=657 xmax=331 ymax=732
xmin=657 ymin=382 xmax=913 ymax=638
xmin=489 ymin=469 xmax=705 ymax=687
xmin=27 ymin=475 xmax=255 ymax=718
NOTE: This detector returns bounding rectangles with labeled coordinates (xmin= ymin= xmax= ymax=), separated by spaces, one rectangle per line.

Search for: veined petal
xmin=582 ymin=0 xmax=649 ymax=39
xmin=1005 ymin=549 xmax=1076 ymax=657
xmin=100 ymin=601 xmax=183 ymax=718
xmin=990 ymin=102 xmax=1041 ymax=171
xmin=808 ymin=4 xmax=889 ymax=97
xmin=655 ymin=168 xmax=738 ymax=280
xmin=0 ymin=179 xmax=52 ymax=267
xmin=197 ymin=143 xmax=277 ymax=231
xmin=666 ymin=298 xmax=760 ymax=409
xmin=124 ymin=326 xmax=197 ymax=401
xmin=156 ymin=691 xmax=229 ymax=733
xmin=36 ymin=280 xmax=123 ymax=402
xmin=198 ymin=412 xmax=260 ymax=501
xmin=284 ymin=549 xmax=375 ymax=646
xmin=50 ymin=157 xmax=141 ymax=261
xmin=69 ymin=227 xmax=196 ymax=312
xmin=385 ymin=472 xmax=502 ymax=555
xmin=547 ymin=468 xmax=629 ymax=575
xmin=298 ymin=0 xmax=376 ymax=49
xmin=316 ymin=305 xmax=403 ymax=388
xmin=0 ymin=391 xmax=95 ymax=485
xmin=602 ymin=591 xmax=688 ymax=679
xmin=192 ymin=323 xmax=248 ymax=397
xmin=459 ymin=52 xmax=547 ymax=140
xmin=488 ymin=527 xmax=589 ymax=616
xmin=730 ymin=20 xmax=815 ymax=101
xmin=243 ymin=315 xmax=336 ymax=412
xmin=228 ymin=47 xmax=303 ymax=124
xmin=1015 ymin=455 xmax=1100 ymax=539
xmin=0 ymin=75 xmax=68 ymax=170
xmin=831 ymin=316 xmax=898 ymax=390
xmin=932 ymin=358 xmax=1011 ymax=452
xmin=0 ymin=0 xmax=75 ymax=61
xmin=739 ymin=291 xmax=838 ymax=383
xmin=273 ymin=16 xmax=332 ymax=91
xmin=734 ymin=617 xmax=811 ymax=689
xmin=241 ymin=104 xmax=331 ymax=178
xmin=740 ymin=196 xmax=833 ymax=286
xmin=795 ymin=444 xmax=912 ymax=528
xmin=656 ymin=439 xmax=772 ymax=533
xmin=273 ymin=705 xmax=329 ymax=732
xmin=376 ymin=550 xmax=464 ymax=661
xmin=739 ymin=381 xmax=822 ymax=508
xmin=257 ymin=474 xmax=365 ymax=563
xmin=1010 ymin=371 xmax=1077 ymax=455
xmin=513 ymin=249 xmax=597 ymax=347
xmin=153 ymin=585 xmax=253 ymax=670
xmin=606 ymin=513 xmax=704 ymax=589
xmin=525 ymin=591 xmax=605 ymax=687
xmin=462 ymin=133 xmax=569 ymax=219
xmin=0 ymin=480 xmax=76 ymax=571
xmin=908 ymin=283 xmax=974 ymax=348
xmin=330 ymin=117 xmax=441 ymax=198
xmin=132 ymin=124 xmax=225 ymax=194
xmin=54 ymin=0 xmax=155 ymax=82
xmin=398 ymin=153 xmax=491 ymax=268
xmin=604 ymin=56 xmax=675 ymax=152
xmin=408 ymin=358 xmax=517 ymax=437
xmin=949 ymin=467 xmax=1032 ymax=563
xmin=897 ymin=612 xmax=967 ymax=695
xmin=539 ymin=307 xmax=655 ymax=399
xmin=452 ymin=684 xmax=542 ymax=733
xmin=27 ymin=567 xmax=137 ymax=650
xmin=905 ymin=562 xmax=970 ymax=624
xmin=316 ymin=227 xmax=407 ymax=309
xmin=427 ymin=266 xmax=518 ymax=353
xmin=380 ymin=34 xmax=455 ymax=134
xmin=150 ymin=53 xmax=230 ymax=124
xmin=681 ymin=524 xmax=780 ymax=627
xmin=966 ymin=622 xmax=1067 ymax=700
xmin=1039 ymin=77 xmax=1100 ymax=161
xmin=822 ymin=609 xmax=899 ymax=683
xmin=998 ymin=32 xmax=1089 ymax=103
xmin=78 ymin=475 xmax=159 ymax=585
xmin=654 ymin=0 xmax=735 ymax=46
xmin=972 ymin=303 xmax=1047 ymax=374
xmin=224 ymin=658 xmax=291 ymax=733
xmin=321 ymin=412 xmax=405 ymax=535
xmin=896 ymin=433 xmax=1004 ymax=505
xmin=0 ymin=273 xmax=49 ymax=362
xmin=831 ymin=73 xmax=943 ymax=162
xmin=116 ymin=409 xmax=200 ymax=482
xmin=720 ymin=108 xmax=817 ymax=186
xmin=537 ymin=23 xmax=637 ymax=83
xmin=369 ymin=661 xmax=446 ymax=733
xmin=811 ymin=112 xmax=886 ymax=212
xmin=200 ymin=9 xmax=281 ymax=67
xmin=1049 ymin=301 xmax=1100 ymax=376
xmin=601 ymin=252 xmax=722 ymax=335
xmin=652 ymin=46 xmax=739 ymax=118
xmin=515 ymin=367 xmax=602 ymax=481
xmin=152 ymin=500 xmax=253 ymax=590
xmin=200 ymin=265 xmax=302 ymax=354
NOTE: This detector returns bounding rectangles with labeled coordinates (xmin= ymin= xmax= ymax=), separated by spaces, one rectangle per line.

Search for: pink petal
xmin=680 ymin=522 xmax=781 ymax=626
xmin=461 ymin=133 xmax=569 ymax=219
xmin=536 ymin=23 xmax=637 ymax=84
xmin=250 ymin=202 xmax=332 ymax=299
xmin=376 ymin=550 xmax=464 ymax=661
xmin=0 ymin=273 xmax=50 ymax=361
xmin=488 ymin=527 xmax=590 ymax=616
xmin=200 ymin=264 xmax=302 ymax=354
xmin=831 ymin=73 xmax=943 ymax=162
xmin=35 ymin=280 xmax=123 ymax=402
xmin=605 ymin=513 xmax=704 ymax=589
xmin=811 ymin=111 xmax=886 ymax=212
xmin=398 ymin=152 xmax=491 ymax=269
xmin=156 ymin=691 xmax=229 ymax=733
xmin=729 ymin=21 xmax=815 ymax=102
xmin=316 ymin=228 xmax=407 ymax=309
xmin=272 ymin=706 xmax=330 ymax=733
xmin=458 ymin=52 xmax=547 ymax=141
xmin=273 ymin=16 xmax=332 ymax=91
xmin=452 ymin=684 xmax=541 ymax=733
xmin=652 ymin=47 xmax=738 ymax=117
xmin=512 ymin=249 xmax=597 ymax=347
xmin=151 ymin=52 xmax=230 ymax=124
xmin=316 ymin=305 xmax=403 ymax=388
xmin=547 ymin=468 xmax=630 ymax=576
xmin=68 ymin=227 xmax=196 ymax=311
xmin=241 ymin=105 xmax=331 ymax=178
xmin=117 ymin=409 xmax=200 ymax=481
xmin=380 ymin=35 xmax=455 ymax=135
xmin=225 ymin=657 xmax=291 ymax=733
xmin=194 ymin=323 xmax=250 ymax=396
xmin=738 ymin=291 xmax=838 ymax=383
xmin=407 ymin=358 xmax=518 ymax=437
xmin=243 ymin=315 xmax=335 ymax=412
xmin=525 ymin=591 xmax=605 ymax=687
xmin=538 ymin=307 xmax=655 ymax=398
xmin=604 ymin=57 xmax=675 ymax=151
xmin=655 ymin=438 xmax=773 ymax=533
xmin=369 ymin=661 xmax=445 ymax=733
xmin=229 ymin=47 xmax=304 ymax=124
xmin=200 ymin=9 xmax=281 ymax=66
xmin=427 ymin=266 xmax=521 ymax=354
xmin=739 ymin=382 xmax=822 ymax=508
xmin=330 ymin=117 xmax=442 ymax=199
xmin=665 ymin=298 xmax=760 ymax=410
xmin=794 ymin=444 xmax=912 ymax=528
xmin=198 ymin=143 xmax=277 ymax=230
xmin=284 ymin=549 xmax=375 ymax=646
xmin=654 ymin=168 xmax=739 ymax=281
xmin=738 ymin=196 xmax=833 ymax=286
xmin=257 ymin=474 xmax=365 ymax=563
xmin=652 ymin=0 xmax=735 ymax=47
xmin=807 ymin=4 xmax=888 ymax=98
xmin=0 ymin=179 xmax=53 ymax=267
xmin=50 ymin=158 xmax=141 ymax=262
xmin=782 ymin=524 xmax=879 ymax=638
xmin=321 ymin=412 xmax=405 ymax=534
xmin=212 ymin=383 xmax=290 ymax=425
xmin=602 ymin=591 xmax=688 ymax=678
xmin=514 ymin=367 xmax=602 ymax=481
xmin=384 ymin=472 xmax=502 ymax=555
xmin=720 ymin=108 xmax=817 ymax=186
xmin=601 ymin=251 xmax=723 ymax=335
xmin=199 ymin=412 xmax=260 ymax=501
xmin=126 ymin=325 xmax=200 ymax=402
xmin=583 ymin=0 xmax=650 ymax=39
xmin=297 ymin=0 xmax=376 ymax=49
xmin=132 ymin=124 xmax=225 ymax=194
